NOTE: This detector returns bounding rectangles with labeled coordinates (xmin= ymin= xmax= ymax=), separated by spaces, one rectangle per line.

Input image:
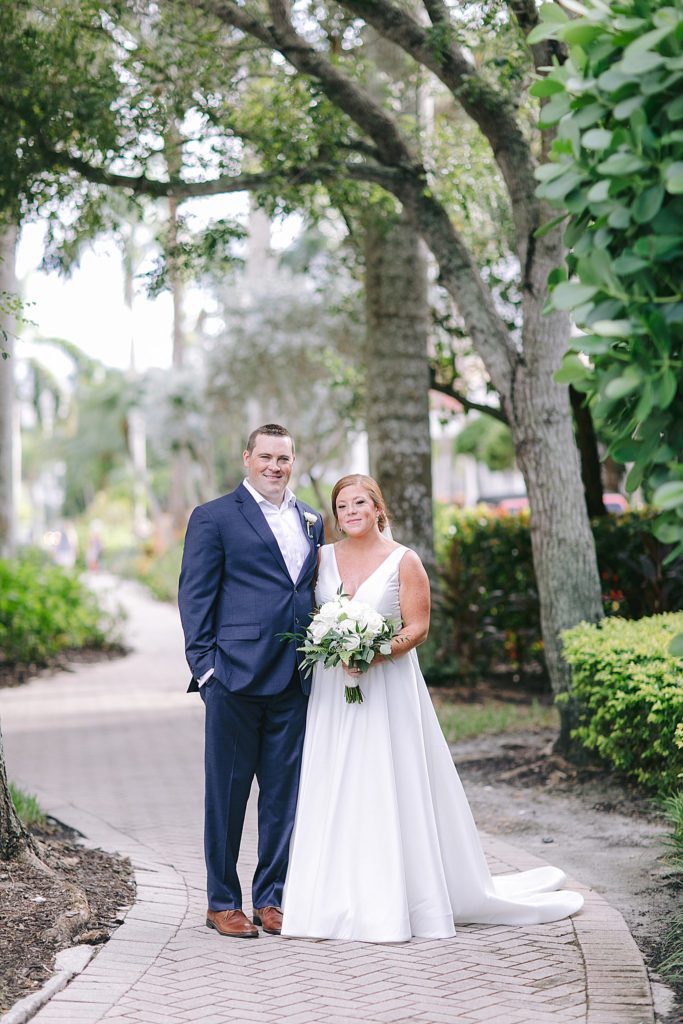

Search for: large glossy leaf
xmin=653 ymin=480 xmax=683 ymax=510
xmin=632 ymin=184 xmax=665 ymax=223
xmin=604 ymin=366 xmax=642 ymax=399
xmin=582 ymin=128 xmax=613 ymax=150
xmin=554 ymin=353 xmax=590 ymax=384
xmin=596 ymin=151 xmax=648 ymax=175
xmin=551 ymin=281 xmax=599 ymax=310
xmin=665 ymin=162 xmax=683 ymax=193
xmin=623 ymin=25 xmax=675 ymax=58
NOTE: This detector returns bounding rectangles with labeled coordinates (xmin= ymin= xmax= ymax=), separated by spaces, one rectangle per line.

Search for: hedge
xmin=0 ymin=554 xmax=114 ymax=668
xmin=561 ymin=613 xmax=683 ymax=793
xmin=437 ymin=508 xmax=683 ymax=684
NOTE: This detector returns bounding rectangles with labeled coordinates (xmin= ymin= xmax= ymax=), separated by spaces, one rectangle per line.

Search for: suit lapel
xmin=236 ymin=482 xmax=290 ymax=577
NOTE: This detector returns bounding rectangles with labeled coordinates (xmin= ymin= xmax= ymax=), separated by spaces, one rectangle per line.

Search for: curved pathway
xmin=1 ymin=579 xmax=655 ymax=1024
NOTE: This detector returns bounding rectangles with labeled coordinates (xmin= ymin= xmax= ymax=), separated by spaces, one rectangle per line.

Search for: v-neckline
xmin=331 ymin=544 xmax=402 ymax=600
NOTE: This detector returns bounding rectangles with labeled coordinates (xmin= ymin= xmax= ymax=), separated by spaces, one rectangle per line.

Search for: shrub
xmin=437 ymin=508 xmax=683 ymax=684
xmin=561 ymin=613 xmax=683 ymax=793
xmin=0 ymin=553 xmax=115 ymax=668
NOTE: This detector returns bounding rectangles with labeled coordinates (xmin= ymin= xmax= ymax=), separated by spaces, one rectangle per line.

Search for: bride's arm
xmin=379 ymin=550 xmax=431 ymax=662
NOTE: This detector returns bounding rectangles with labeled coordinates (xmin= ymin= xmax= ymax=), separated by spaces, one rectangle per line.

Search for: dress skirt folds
xmin=281 ymin=545 xmax=583 ymax=943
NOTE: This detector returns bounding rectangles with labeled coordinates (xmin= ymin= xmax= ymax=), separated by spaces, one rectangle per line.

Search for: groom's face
xmin=243 ymin=434 xmax=295 ymax=505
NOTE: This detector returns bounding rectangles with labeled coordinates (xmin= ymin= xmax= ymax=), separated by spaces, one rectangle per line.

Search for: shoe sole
xmin=206 ymin=919 xmax=259 ymax=938
xmin=252 ymin=914 xmax=281 ymax=935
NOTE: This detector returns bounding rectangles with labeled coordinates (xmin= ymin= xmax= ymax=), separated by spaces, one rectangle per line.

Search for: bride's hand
xmin=342 ymin=664 xmax=363 ymax=679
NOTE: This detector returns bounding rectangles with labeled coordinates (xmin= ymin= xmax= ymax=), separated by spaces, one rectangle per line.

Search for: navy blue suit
xmin=178 ymin=482 xmax=324 ymax=911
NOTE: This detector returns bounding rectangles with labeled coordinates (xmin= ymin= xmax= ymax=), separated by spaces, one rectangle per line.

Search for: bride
xmin=281 ymin=474 xmax=583 ymax=943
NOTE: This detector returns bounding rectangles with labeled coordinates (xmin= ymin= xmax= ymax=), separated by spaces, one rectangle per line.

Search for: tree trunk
xmin=0 ymin=225 xmax=18 ymax=559
xmin=570 ymin=385 xmax=605 ymax=518
xmin=0 ymin=724 xmax=38 ymax=861
xmin=364 ymin=212 xmax=434 ymax=573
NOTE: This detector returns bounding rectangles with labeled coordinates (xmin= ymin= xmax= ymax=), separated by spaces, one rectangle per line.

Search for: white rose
xmin=317 ymin=601 xmax=343 ymax=624
xmin=309 ymin=621 xmax=331 ymax=643
xmin=343 ymin=634 xmax=362 ymax=651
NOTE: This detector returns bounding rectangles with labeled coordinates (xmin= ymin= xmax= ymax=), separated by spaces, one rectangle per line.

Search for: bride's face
xmin=335 ymin=485 xmax=379 ymax=538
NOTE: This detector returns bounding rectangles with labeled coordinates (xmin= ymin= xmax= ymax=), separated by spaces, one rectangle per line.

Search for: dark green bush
xmin=561 ymin=613 xmax=683 ymax=793
xmin=437 ymin=508 xmax=683 ymax=684
xmin=0 ymin=554 xmax=114 ymax=668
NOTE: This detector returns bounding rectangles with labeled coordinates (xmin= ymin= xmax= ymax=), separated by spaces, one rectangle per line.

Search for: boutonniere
xmin=303 ymin=512 xmax=318 ymax=538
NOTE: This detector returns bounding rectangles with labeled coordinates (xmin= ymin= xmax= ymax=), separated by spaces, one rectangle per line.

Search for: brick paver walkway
xmin=1 ymin=579 xmax=655 ymax=1024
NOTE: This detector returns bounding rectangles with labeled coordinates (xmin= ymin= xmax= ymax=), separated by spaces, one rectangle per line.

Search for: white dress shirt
xmin=198 ymin=480 xmax=310 ymax=687
xmin=242 ymin=479 xmax=310 ymax=582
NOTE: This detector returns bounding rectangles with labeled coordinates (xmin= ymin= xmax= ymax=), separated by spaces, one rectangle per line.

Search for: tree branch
xmin=429 ymin=369 xmax=508 ymax=423
xmin=336 ymin=0 xmax=541 ymax=267
xmin=186 ymin=0 xmax=518 ymax=393
xmin=422 ymin=0 xmax=448 ymax=25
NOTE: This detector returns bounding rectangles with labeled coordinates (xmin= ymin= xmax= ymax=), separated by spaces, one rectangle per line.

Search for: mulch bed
xmin=0 ymin=645 xmax=127 ymax=690
xmin=0 ymin=817 xmax=135 ymax=1015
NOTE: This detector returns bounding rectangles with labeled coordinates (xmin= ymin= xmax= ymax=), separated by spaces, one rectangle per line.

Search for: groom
xmin=178 ymin=424 xmax=324 ymax=938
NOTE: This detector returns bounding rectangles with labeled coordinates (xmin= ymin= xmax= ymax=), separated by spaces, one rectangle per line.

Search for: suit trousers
xmin=201 ymin=669 xmax=308 ymax=911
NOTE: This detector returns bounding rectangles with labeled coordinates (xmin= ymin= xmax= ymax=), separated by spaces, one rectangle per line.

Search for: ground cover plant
xmin=436 ymin=509 xmax=683 ymax=684
xmin=0 ymin=553 xmax=120 ymax=674
xmin=561 ymin=612 xmax=683 ymax=793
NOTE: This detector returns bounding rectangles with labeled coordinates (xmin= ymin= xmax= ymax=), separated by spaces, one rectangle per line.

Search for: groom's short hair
xmin=246 ymin=423 xmax=295 ymax=455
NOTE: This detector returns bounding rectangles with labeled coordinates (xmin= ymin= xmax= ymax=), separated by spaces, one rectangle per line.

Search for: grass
xmin=10 ymin=783 xmax=46 ymax=826
xmin=659 ymin=790 xmax=683 ymax=984
xmin=435 ymin=698 xmax=558 ymax=744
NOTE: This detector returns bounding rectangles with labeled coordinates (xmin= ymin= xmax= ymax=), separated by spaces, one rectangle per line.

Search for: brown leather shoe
xmin=206 ymin=908 xmax=259 ymax=938
xmin=253 ymin=906 xmax=283 ymax=934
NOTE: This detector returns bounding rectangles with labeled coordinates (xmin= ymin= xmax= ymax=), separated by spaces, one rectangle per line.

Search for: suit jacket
xmin=178 ymin=482 xmax=324 ymax=696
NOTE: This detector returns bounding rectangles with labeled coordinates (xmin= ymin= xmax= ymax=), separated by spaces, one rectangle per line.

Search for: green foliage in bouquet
xmin=530 ymin=0 xmax=683 ymax=557
xmin=0 ymin=553 xmax=118 ymax=669
xmin=436 ymin=509 xmax=683 ymax=684
xmin=561 ymin=612 xmax=683 ymax=792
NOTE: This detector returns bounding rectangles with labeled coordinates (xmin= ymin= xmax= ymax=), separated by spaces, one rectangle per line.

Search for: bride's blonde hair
xmin=331 ymin=474 xmax=389 ymax=533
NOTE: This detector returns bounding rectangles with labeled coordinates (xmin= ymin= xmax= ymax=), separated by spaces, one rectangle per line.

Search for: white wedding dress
xmin=281 ymin=545 xmax=583 ymax=943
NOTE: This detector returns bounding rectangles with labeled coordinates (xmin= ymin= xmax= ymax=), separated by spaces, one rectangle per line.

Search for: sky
xmin=14 ymin=195 xmax=298 ymax=379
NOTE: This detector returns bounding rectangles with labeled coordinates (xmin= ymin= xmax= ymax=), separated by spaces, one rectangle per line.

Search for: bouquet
xmin=282 ymin=587 xmax=398 ymax=704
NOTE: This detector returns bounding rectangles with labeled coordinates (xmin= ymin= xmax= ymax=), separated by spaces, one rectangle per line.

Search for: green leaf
xmin=617 ymin=51 xmax=665 ymax=75
xmin=554 ymin=353 xmax=589 ymax=385
xmin=613 ymin=95 xmax=644 ymax=120
xmin=573 ymin=334 xmax=612 ymax=354
xmin=651 ymin=519 xmax=682 ymax=544
xmin=537 ymin=169 xmax=584 ymax=200
xmin=597 ymin=68 xmax=637 ymax=92
xmin=527 ymin=23 xmax=557 ymax=44
xmin=607 ymin=206 xmax=631 ymax=229
xmin=571 ymin=102 xmax=606 ymax=129
xmin=596 ymin=152 xmax=648 ymax=175
xmin=582 ymin=128 xmax=613 ymax=150
xmin=538 ymin=93 xmax=572 ymax=127
xmin=625 ymin=462 xmax=644 ymax=491
xmin=591 ymin=319 xmax=632 ymax=337
xmin=632 ymin=185 xmax=665 ymax=224
xmin=540 ymin=3 xmax=570 ymax=23
xmin=666 ymin=94 xmax=683 ymax=121
xmin=535 ymin=160 xmax=572 ymax=182
xmin=529 ymin=77 xmax=566 ymax=98
xmin=668 ymin=632 xmax=683 ymax=657
xmin=623 ymin=25 xmax=674 ymax=59
xmin=534 ymin=213 xmax=568 ymax=239
xmin=562 ymin=23 xmax=604 ymax=46
xmin=587 ymin=179 xmax=610 ymax=201
xmin=612 ymin=252 xmax=648 ymax=274
xmin=552 ymin=281 xmax=599 ymax=310
xmin=664 ymin=162 xmax=683 ymax=194
xmin=653 ymin=481 xmax=683 ymax=510
xmin=604 ymin=367 xmax=642 ymax=400
xmin=656 ymin=370 xmax=677 ymax=409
